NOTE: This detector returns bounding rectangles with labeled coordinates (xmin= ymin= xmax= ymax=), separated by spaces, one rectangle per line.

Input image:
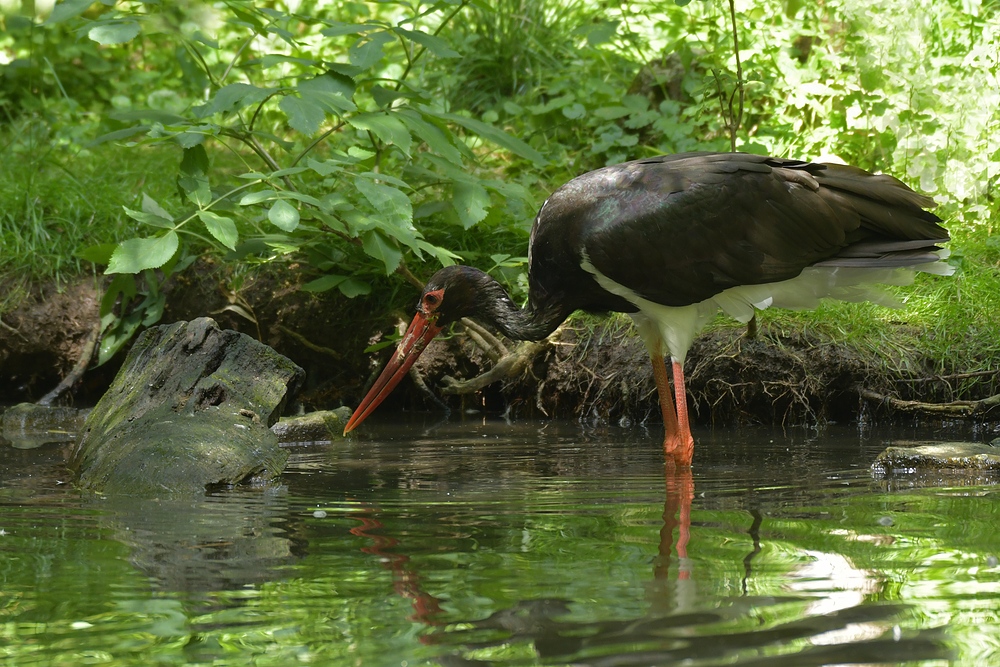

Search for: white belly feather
xmin=581 ymin=253 xmax=952 ymax=363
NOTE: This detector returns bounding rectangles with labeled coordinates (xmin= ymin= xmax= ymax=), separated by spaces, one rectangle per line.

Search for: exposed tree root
xmin=277 ymin=324 xmax=341 ymax=360
xmin=858 ymin=387 xmax=1000 ymax=418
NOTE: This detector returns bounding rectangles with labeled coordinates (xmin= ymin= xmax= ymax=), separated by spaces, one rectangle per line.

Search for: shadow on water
xmin=1 ymin=416 xmax=994 ymax=665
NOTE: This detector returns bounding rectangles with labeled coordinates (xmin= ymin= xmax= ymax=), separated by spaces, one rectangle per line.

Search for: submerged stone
xmin=1 ymin=403 xmax=86 ymax=449
xmin=872 ymin=442 xmax=1000 ymax=475
xmin=271 ymin=407 xmax=352 ymax=443
xmin=73 ymin=317 xmax=304 ymax=495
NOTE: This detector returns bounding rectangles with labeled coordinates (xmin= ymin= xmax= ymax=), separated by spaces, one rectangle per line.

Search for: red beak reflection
xmin=343 ymin=311 xmax=444 ymax=434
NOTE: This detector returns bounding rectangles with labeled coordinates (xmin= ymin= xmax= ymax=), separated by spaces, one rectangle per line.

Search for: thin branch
xmin=221 ymin=33 xmax=257 ymax=84
xmin=291 ymin=120 xmax=347 ymax=167
xmin=727 ymin=0 xmax=745 ymax=151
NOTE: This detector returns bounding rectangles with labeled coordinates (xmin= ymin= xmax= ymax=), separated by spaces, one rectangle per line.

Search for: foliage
xmin=1 ymin=0 xmax=998 ymax=373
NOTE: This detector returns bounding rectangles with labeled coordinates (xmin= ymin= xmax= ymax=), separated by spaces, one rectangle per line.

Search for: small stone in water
xmin=987 ymin=555 xmax=999 ymax=568
xmin=877 ymin=516 xmax=894 ymax=527
xmin=312 ymin=510 xmax=328 ymax=518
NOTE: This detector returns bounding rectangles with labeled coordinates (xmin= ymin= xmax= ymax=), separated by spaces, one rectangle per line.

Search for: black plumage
xmin=345 ymin=152 xmax=951 ymax=465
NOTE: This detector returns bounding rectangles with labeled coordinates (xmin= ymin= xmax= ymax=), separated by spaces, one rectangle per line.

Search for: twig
xmin=37 ymin=319 xmax=102 ymax=406
xmin=277 ymin=325 xmax=341 ymax=359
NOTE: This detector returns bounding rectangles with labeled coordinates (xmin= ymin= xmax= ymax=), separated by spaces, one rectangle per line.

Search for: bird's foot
xmin=663 ymin=434 xmax=695 ymax=467
xmin=440 ymin=333 xmax=552 ymax=395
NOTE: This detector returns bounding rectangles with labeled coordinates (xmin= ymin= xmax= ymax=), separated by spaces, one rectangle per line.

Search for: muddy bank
xmin=2 ymin=265 xmax=998 ymax=431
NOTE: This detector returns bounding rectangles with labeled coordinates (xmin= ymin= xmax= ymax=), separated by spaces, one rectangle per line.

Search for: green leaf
xmin=142 ymin=194 xmax=174 ymax=221
xmin=193 ymin=83 xmax=276 ymax=118
xmin=89 ymin=21 xmax=141 ymax=45
xmin=239 ymin=189 xmax=278 ymax=206
xmin=371 ymin=85 xmax=405 ymax=109
xmin=45 ymin=0 xmax=94 ymax=24
xmin=180 ymin=144 xmax=209 ymax=177
xmin=337 ymin=278 xmax=371 ymax=298
xmin=349 ymin=112 xmax=412 ymax=156
xmin=453 ymin=181 xmax=490 ymax=229
xmin=395 ymin=28 xmax=460 ymax=58
xmin=301 ymin=274 xmax=346 ymax=292
xmin=424 ymin=107 xmax=548 ymax=166
xmin=301 ymin=274 xmax=370 ymax=297
xmin=106 ymin=232 xmax=180 ymax=274
xmin=89 ymin=125 xmax=150 ymax=146
xmin=76 ymin=243 xmax=118 ymax=265
xmin=198 ymin=211 xmax=238 ymax=250
xmin=594 ymin=106 xmax=631 ymax=120
xmin=397 ymin=110 xmax=464 ymax=164
xmin=354 ymin=177 xmax=414 ymax=240
xmin=348 ymin=31 xmax=393 ymax=69
xmin=278 ymin=95 xmax=325 ymax=135
xmin=362 ymin=230 xmax=402 ymax=275
xmin=268 ymin=200 xmax=300 ymax=232
xmin=177 ymin=174 xmax=211 ymax=208
xmin=123 ymin=206 xmax=173 ymax=229
xmin=299 ymin=74 xmax=357 ymax=114
xmin=320 ymin=22 xmax=377 ymax=37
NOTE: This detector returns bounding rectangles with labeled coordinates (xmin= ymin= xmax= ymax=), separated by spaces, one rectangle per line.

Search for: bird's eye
xmin=422 ymin=288 xmax=444 ymax=312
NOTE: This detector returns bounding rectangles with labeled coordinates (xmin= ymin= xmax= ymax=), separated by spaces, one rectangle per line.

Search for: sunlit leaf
xmin=45 ymin=0 xmax=94 ymax=24
xmin=106 ymin=232 xmax=179 ymax=274
xmin=268 ymin=200 xmax=300 ymax=232
xmin=89 ymin=21 xmax=140 ymax=45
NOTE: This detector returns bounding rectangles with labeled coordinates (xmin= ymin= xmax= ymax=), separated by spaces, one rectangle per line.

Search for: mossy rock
xmin=73 ymin=318 xmax=304 ymax=495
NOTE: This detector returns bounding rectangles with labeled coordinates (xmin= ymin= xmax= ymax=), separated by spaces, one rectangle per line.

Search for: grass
xmin=0 ymin=118 xmax=179 ymax=300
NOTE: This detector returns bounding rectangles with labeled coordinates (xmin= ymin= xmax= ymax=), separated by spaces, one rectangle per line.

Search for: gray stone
xmin=1 ymin=403 xmax=86 ymax=449
xmin=872 ymin=442 xmax=1000 ymax=475
xmin=73 ymin=318 xmax=304 ymax=495
xmin=271 ymin=407 xmax=353 ymax=443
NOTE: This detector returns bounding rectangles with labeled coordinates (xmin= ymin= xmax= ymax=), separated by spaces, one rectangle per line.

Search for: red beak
xmin=343 ymin=311 xmax=445 ymax=434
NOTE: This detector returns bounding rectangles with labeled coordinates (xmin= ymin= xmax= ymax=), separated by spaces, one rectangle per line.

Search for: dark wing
xmin=547 ymin=152 xmax=947 ymax=308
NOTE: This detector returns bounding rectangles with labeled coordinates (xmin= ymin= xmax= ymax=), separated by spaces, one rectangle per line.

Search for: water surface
xmin=2 ymin=419 xmax=999 ymax=665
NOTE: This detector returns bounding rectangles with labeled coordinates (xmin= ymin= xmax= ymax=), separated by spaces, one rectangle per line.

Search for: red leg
xmin=667 ymin=360 xmax=695 ymax=466
xmin=651 ymin=354 xmax=679 ymax=444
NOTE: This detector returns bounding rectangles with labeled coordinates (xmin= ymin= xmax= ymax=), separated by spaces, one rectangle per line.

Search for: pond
xmin=2 ymin=418 xmax=999 ymax=666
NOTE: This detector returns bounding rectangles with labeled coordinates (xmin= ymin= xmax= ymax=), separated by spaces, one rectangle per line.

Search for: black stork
xmin=343 ymin=152 xmax=951 ymax=465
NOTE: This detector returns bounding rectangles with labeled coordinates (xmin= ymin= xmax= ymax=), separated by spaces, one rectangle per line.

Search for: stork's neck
xmin=471 ymin=273 xmax=569 ymax=342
